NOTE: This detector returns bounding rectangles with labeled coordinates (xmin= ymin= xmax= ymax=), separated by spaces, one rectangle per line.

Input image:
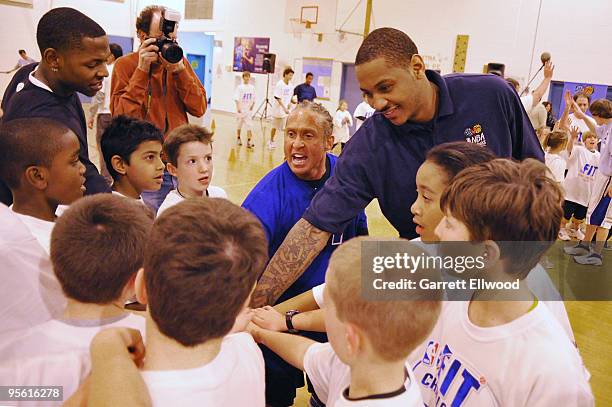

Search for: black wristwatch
xmin=285 ymin=310 xmax=300 ymax=334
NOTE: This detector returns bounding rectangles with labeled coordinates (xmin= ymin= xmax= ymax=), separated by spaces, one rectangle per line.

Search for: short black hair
xmin=136 ymin=5 xmax=164 ymax=35
xmin=355 ymin=27 xmax=418 ymax=69
xmin=306 ymin=72 xmax=314 ymax=78
xmin=37 ymin=7 xmax=106 ymax=54
xmin=426 ymin=141 xmax=497 ymax=183
xmin=283 ymin=67 xmax=295 ymax=77
xmin=109 ymin=43 xmax=123 ymax=60
xmin=18 ymin=49 xmax=26 ymax=55
xmin=0 ymin=118 xmax=72 ymax=189
xmin=101 ymin=116 xmax=164 ymax=181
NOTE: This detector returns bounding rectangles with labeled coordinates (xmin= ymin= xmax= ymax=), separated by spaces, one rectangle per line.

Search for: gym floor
xmin=86 ymin=109 xmax=612 ymax=406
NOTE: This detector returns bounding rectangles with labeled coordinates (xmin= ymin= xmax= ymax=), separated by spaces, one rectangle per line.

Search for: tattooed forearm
xmin=251 ymin=218 xmax=330 ymax=308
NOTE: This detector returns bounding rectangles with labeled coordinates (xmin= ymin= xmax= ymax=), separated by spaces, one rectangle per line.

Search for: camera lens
xmin=161 ymin=41 xmax=183 ymax=64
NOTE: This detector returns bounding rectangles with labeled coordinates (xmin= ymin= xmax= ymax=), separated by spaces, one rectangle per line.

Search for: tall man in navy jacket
xmin=251 ymin=27 xmax=544 ymax=307
xmin=1 ymin=8 xmax=111 ymax=205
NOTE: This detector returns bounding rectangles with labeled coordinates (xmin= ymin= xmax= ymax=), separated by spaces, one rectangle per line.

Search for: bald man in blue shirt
xmin=251 ymin=27 xmax=544 ymax=307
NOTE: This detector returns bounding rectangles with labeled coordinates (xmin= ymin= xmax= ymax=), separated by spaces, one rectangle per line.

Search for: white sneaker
xmin=558 ymin=229 xmax=571 ymax=241
xmin=267 ymin=141 xmax=277 ymax=150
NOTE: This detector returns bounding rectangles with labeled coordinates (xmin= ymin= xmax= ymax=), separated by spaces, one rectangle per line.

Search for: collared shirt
xmin=294 ymin=83 xmax=317 ymax=102
xmin=111 ymin=52 xmax=206 ymax=136
xmin=303 ymin=70 xmax=544 ymax=239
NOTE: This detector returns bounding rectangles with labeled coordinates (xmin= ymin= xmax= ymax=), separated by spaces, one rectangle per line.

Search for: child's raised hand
xmin=569 ymin=126 xmax=580 ymax=140
xmin=252 ymin=305 xmax=287 ymax=332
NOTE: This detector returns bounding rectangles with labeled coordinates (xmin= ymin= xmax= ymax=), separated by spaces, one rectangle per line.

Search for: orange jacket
xmin=111 ymin=52 xmax=206 ymax=135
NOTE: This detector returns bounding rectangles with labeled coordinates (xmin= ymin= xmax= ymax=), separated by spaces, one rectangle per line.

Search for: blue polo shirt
xmin=293 ymin=83 xmax=317 ymax=102
xmin=242 ymin=153 xmax=368 ymax=303
xmin=303 ymin=70 xmax=544 ymax=239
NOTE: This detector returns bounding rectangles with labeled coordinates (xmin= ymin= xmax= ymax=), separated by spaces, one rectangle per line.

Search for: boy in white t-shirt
xmin=0 ymin=118 xmax=86 ymax=254
xmin=234 ymin=71 xmax=256 ymax=148
xmin=158 ymin=124 xmax=227 ymax=216
xmin=0 ymin=194 xmax=151 ymax=399
xmin=269 ymin=67 xmax=295 ymax=150
xmin=250 ymin=236 xmax=441 ymax=407
xmin=353 ymin=92 xmax=375 ymax=133
xmin=409 ymin=158 xmax=593 ymax=406
xmin=101 ymin=115 xmax=165 ymax=204
xmin=134 ymin=198 xmax=268 ymax=406
xmin=559 ymin=129 xmax=600 ymax=241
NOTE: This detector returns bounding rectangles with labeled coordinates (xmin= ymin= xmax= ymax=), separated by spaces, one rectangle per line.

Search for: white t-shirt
xmin=10 ymin=208 xmax=55 ymax=254
xmin=353 ymin=101 xmax=375 ymax=132
xmin=0 ymin=313 xmax=146 ymax=402
xmin=157 ymin=187 xmax=228 ymax=216
xmin=0 ymin=313 xmax=146 ymax=363
xmin=562 ymin=146 xmax=601 ymax=206
xmin=100 ymin=63 xmax=114 ymax=114
xmin=597 ymin=122 xmax=612 ymax=176
xmin=111 ymin=190 xmax=145 ymax=205
xmin=409 ymin=301 xmax=593 ymax=407
xmin=304 ymin=342 xmax=423 ymax=407
xmin=545 ymin=152 xmax=567 ymax=183
xmin=272 ymin=80 xmax=293 ymax=118
xmin=141 ymin=332 xmax=265 ymax=407
xmin=0 ymin=204 xmax=65 ymax=339
xmin=528 ymin=102 xmax=547 ymax=130
xmin=333 ymin=110 xmax=353 ymax=144
xmin=568 ymin=113 xmax=596 ymax=136
xmin=234 ymin=83 xmax=256 ymax=114
xmin=520 ymin=94 xmax=534 ymax=113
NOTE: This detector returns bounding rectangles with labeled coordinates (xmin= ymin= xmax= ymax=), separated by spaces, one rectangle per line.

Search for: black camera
xmin=154 ymin=8 xmax=183 ymax=64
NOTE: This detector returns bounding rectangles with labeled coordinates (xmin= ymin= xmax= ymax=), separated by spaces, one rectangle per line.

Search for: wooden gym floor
xmin=86 ymin=109 xmax=611 ymax=406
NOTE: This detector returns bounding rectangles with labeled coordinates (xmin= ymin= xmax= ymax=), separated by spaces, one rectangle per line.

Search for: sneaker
xmin=566 ymin=228 xmax=577 ymax=238
xmin=247 ymin=141 xmax=255 ymax=149
xmin=563 ymin=242 xmax=590 ymax=256
xmin=236 ymin=138 xmax=243 ymax=146
xmin=267 ymin=141 xmax=277 ymax=150
xmin=558 ymin=229 xmax=571 ymax=241
xmin=574 ymin=252 xmax=603 ymax=266
xmin=574 ymin=229 xmax=585 ymax=241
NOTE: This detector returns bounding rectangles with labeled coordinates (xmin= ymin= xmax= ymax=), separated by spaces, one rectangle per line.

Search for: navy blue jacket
xmin=303 ymin=70 xmax=544 ymax=239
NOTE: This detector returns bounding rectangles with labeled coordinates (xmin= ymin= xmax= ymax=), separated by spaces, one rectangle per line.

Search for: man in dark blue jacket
xmin=1 ymin=7 xmax=111 ymax=205
xmin=251 ymin=27 xmax=544 ymax=307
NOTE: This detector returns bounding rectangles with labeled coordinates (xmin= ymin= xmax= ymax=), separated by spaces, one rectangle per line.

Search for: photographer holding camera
xmin=111 ymin=5 xmax=206 ymax=211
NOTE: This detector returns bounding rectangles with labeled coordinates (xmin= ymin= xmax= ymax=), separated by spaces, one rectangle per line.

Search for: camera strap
xmin=145 ymin=67 xmax=170 ymax=134
xmin=162 ymin=68 xmax=169 ymax=134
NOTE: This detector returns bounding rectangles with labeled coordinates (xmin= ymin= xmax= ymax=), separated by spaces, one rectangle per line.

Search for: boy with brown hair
xmin=134 ymin=198 xmax=268 ymax=405
xmin=157 ymin=124 xmax=227 ymax=215
xmin=0 ymin=194 xmax=152 ymax=397
xmin=0 ymin=118 xmax=86 ymax=253
xmin=409 ymin=159 xmax=593 ymax=406
xmin=250 ymin=236 xmax=441 ymax=406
